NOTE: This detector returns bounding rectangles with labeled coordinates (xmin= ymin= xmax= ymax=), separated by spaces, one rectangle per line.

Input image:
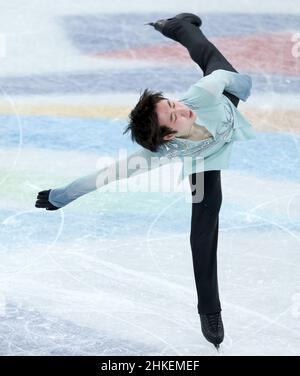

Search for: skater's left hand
xmin=35 ymin=189 xmax=59 ymax=211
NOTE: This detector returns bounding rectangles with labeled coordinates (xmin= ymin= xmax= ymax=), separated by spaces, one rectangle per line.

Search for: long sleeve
xmin=48 ymin=147 xmax=172 ymax=208
xmin=180 ymin=69 xmax=252 ymax=106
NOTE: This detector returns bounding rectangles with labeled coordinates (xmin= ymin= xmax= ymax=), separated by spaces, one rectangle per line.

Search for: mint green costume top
xmin=49 ymin=69 xmax=256 ymax=208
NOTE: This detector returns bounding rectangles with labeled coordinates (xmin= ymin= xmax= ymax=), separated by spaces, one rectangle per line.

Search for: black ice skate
xmin=146 ymin=12 xmax=202 ymax=34
xmin=200 ymin=311 xmax=224 ymax=350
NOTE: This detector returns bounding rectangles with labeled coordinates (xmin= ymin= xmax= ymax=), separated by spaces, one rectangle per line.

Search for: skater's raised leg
xmin=149 ymin=15 xmax=239 ymax=106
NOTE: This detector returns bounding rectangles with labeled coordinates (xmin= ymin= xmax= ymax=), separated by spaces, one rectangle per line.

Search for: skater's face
xmin=155 ymin=99 xmax=196 ymax=140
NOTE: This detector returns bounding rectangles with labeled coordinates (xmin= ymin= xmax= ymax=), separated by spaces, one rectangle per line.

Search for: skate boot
xmin=146 ymin=13 xmax=202 ymax=34
xmin=200 ymin=311 xmax=224 ymax=350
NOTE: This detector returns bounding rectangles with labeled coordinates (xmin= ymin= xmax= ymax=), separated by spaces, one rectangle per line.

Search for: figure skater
xmin=35 ymin=13 xmax=255 ymax=349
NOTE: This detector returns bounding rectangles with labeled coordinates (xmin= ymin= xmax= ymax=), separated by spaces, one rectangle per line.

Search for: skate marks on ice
xmin=0 ymin=302 xmax=158 ymax=356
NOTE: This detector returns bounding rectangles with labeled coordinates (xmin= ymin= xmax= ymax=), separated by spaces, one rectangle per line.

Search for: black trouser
xmin=162 ymin=19 xmax=239 ymax=314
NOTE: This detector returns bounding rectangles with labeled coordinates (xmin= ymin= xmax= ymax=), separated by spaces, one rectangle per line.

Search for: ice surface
xmin=0 ymin=0 xmax=299 ymax=355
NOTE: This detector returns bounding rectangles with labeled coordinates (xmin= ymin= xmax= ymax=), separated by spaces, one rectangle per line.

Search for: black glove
xmin=35 ymin=189 xmax=59 ymax=210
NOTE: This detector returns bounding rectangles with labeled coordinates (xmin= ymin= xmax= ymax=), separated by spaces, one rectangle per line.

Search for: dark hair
xmin=123 ymin=89 xmax=177 ymax=152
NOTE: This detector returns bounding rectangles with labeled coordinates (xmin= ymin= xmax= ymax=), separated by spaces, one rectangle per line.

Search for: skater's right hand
xmin=35 ymin=189 xmax=60 ymax=211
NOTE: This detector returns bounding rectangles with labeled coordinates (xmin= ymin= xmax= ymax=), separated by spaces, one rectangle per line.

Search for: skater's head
xmin=124 ymin=89 xmax=195 ymax=152
xmin=124 ymin=89 xmax=176 ymax=152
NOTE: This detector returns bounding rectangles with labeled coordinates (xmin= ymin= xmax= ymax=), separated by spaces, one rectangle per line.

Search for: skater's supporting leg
xmin=189 ymin=170 xmax=222 ymax=314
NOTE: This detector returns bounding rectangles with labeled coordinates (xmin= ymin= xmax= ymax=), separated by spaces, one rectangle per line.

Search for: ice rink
xmin=0 ymin=0 xmax=299 ymax=355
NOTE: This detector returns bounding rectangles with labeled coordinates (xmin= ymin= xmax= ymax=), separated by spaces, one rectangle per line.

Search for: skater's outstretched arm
xmin=35 ymin=148 xmax=173 ymax=210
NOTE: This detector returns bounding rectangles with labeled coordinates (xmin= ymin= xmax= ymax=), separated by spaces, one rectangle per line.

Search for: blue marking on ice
xmin=1 ymin=115 xmax=300 ymax=182
xmin=59 ymin=13 xmax=300 ymax=54
xmin=0 ymin=70 xmax=298 ymax=95
xmin=1 ymin=202 xmax=299 ymax=251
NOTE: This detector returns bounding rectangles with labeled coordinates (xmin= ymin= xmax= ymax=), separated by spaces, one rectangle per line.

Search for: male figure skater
xmin=35 ymin=13 xmax=255 ymax=349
